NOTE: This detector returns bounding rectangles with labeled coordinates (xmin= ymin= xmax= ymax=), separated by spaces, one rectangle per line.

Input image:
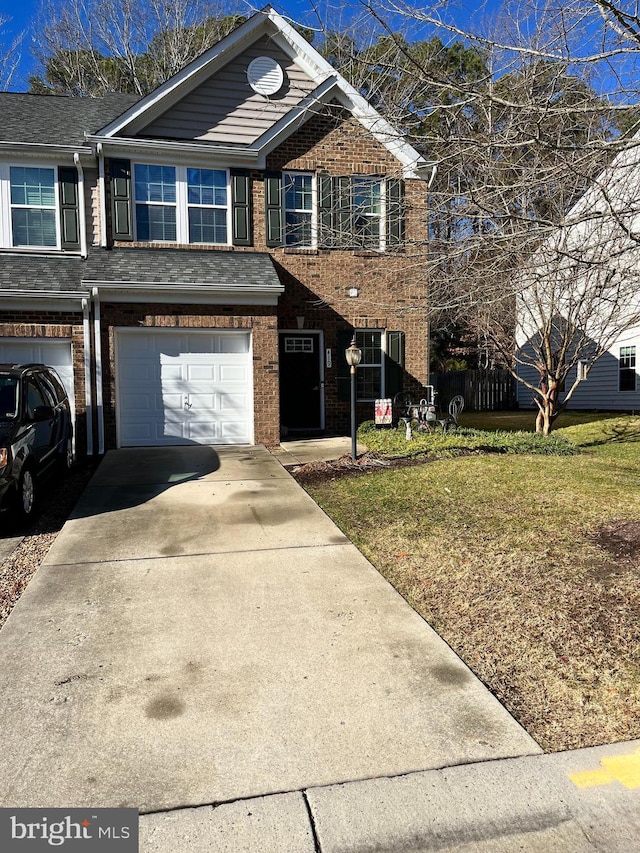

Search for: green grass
xmin=305 ymin=413 xmax=640 ymax=752
xmin=358 ymin=419 xmax=577 ymax=460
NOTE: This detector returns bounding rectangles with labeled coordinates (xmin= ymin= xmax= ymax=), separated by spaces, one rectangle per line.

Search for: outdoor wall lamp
xmin=345 ymin=336 xmax=362 ymax=461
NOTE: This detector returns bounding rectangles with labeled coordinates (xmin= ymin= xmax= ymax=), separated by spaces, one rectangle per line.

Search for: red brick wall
xmin=263 ymin=106 xmax=429 ymax=432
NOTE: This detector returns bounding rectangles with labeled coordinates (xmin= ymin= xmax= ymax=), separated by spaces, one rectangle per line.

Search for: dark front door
xmin=279 ymin=333 xmax=322 ymax=431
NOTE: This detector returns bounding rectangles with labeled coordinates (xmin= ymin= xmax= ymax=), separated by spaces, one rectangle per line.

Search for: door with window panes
xmin=279 ymin=333 xmax=322 ymax=431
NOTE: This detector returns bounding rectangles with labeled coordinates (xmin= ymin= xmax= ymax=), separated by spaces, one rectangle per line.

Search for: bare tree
xmin=0 ymin=13 xmax=24 ymax=90
xmin=30 ymin=0 xmax=245 ymax=96
xmin=341 ymin=0 xmax=640 ymax=431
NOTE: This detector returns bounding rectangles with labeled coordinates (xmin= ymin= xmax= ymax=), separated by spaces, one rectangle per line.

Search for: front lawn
xmin=305 ymin=413 xmax=640 ymax=752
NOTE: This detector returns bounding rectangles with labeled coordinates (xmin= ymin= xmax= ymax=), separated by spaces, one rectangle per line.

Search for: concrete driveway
xmin=0 ymin=445 xmax=539 ymax=814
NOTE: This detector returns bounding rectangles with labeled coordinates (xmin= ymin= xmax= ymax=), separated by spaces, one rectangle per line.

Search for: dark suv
xmin=0 ymin=364 xmax=73 ymax=520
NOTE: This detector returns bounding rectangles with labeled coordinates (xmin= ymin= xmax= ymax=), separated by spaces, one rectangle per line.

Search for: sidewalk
xmin=141 ymin=739 xmax=640 ymax=852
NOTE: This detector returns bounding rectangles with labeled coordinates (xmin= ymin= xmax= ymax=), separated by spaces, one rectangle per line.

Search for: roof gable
xmin=92 ymin=6 xmax=430 ymax=178
xmin=139 ymin=34 xmax=317 ymax=147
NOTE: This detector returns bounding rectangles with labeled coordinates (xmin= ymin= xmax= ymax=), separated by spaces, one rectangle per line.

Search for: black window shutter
xmin=317 ymin=174 xmax=334 ymax=248
xmin=386 ymin=179 xmax=405 ymax=250
xmin=336 ymin=176 xmax=353 ymax=249
xmin=385 ymin=331 xmax=405 ymax=397
xmin=58 ymin=167 xmax=80 ymax=250
xmin=110 ymin=158 xmax=133 ymax=241
xmin=265 ymin=172 xmax=283 ymax=247
xmin=231 ymin=169 xmax=252 ymax=246
xmin=337 ymin=328 xmax=355 ymax=402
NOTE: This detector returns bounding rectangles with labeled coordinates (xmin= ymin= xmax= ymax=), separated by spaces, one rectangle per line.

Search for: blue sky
xmin=2 ymin=0 xmax=483 ymax=91
xmin=2 ymin=0 xmax=629 ymax=99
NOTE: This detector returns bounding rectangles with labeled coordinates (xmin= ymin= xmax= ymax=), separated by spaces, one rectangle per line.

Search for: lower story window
xmin=619 ymin=345 xmax=636 ymax=391
xmin=356 ymin=330 xmax=383 ymax=401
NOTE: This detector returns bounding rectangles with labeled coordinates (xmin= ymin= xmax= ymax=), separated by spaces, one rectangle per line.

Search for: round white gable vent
xmin=247 ymin=56 xmax=284 ymax=96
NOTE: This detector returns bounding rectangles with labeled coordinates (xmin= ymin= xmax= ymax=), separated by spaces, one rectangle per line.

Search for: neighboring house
xmin=0 ymin=7 xmax=433 ymax=454
xmin=515 ymin=136 xmax=640 ymax=412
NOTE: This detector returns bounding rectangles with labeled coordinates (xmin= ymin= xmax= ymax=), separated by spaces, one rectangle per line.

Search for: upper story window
xmin=133 ymin=163 xmax=230 ymax=245
xmin=0 ymin=163 xmax=81 ymax=252
xmin=352 ymin=177 xmax=383 ymax=250
xmin=284 ymin=172 xmax=314 ymax=248
xmin=187 ymin=168 xmax=228 ymax=244
xmin=265 ymin=172 xmax=404 ymax=251
xmin=134 ymin=164 xmax=176 ymax=242
xmin=10 ymin=167 xmax=57 ymax=248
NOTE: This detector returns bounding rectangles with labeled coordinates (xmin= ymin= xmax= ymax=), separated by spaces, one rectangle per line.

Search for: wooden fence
xmin=431 ymin=369 xmax=516 ymax=411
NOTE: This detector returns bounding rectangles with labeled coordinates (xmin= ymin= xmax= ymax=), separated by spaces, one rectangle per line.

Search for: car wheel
xmin=17 ymin=467 xmax=36 ymax=519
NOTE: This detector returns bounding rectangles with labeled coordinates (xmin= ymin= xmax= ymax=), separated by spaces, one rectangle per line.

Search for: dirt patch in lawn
xmin=591 ymin=520 xmax=640 ymax=564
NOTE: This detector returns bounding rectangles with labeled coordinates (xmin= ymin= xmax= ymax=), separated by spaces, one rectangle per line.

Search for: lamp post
xmin=345 ymin=336 xmax=362 ymax=461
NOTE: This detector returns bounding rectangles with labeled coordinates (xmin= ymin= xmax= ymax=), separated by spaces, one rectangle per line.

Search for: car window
xmin=0 ymin=377 xmax=18 ymax=420
xmin=43 ymin=370 xmax=66 ymax=404
xmin=25 ymin=378 xmax=46 ymax=419
xmin=37 ymin=374 xmax=58 ymax=408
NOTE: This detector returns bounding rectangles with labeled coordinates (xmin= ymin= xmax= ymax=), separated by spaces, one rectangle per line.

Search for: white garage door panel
xmin=0 ymin=338 xmax=75 ymax=417
xmin=116 ymin=330 xmax=253 ymax=447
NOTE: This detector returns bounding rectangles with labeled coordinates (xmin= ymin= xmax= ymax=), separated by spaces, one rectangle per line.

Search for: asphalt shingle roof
xmin=0 ymin=248 xmax=283 ymax=294
xmin=0 ymin=252 xmax=86 ymax=291
xmin=0 ymin=93 xmax=140 ymax=146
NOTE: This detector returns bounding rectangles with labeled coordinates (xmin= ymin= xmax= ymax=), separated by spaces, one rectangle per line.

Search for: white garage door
xmin=116 ymin=329 xmax=254 ymax=447
xmin=0 ymin=337 xmax=75 ymax=416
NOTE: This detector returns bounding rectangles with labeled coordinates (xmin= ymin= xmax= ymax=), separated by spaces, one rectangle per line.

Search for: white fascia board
xmin=0 ymin=142 xmax=93 ymax=160
xmin=267 ymin=7 xmax=431 ymax=178
xmin=85 ymin=281 xmax=284 ymax=306
xmin=95 ymin=13 xmax=273 ymax=139
xmin=85 ymin=135 xmax=261 ymax=166
xmin=330 ymin=87 xmax=430 ymax=179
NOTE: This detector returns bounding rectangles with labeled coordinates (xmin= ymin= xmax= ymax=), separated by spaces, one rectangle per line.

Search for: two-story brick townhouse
xmin=0 ymin=6 xmax=433 ymax=455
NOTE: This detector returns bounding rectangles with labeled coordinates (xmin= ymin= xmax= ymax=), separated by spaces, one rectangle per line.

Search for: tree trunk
xmin=535 ymin=379 xmax=561 ymax=436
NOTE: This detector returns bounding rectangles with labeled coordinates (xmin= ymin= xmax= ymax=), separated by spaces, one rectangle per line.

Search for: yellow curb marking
xmin=570 ymin=748 xmax=640 ymax=790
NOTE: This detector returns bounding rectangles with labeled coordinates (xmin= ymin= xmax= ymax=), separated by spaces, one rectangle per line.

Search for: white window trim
xmin=283 ymin=171 xmax=317 ymax=249
xmin=0 ymin=162 xmax=61 ymax=250
xmin=619 ymin=345 xmax=637 ymax=392
xmin=353 ymin=176 xmax=386 ymax=252
xmin=355 ymin=328 xmax=387 ymax=402
xmin=132 ymin=163 xmax=232 ymax=246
